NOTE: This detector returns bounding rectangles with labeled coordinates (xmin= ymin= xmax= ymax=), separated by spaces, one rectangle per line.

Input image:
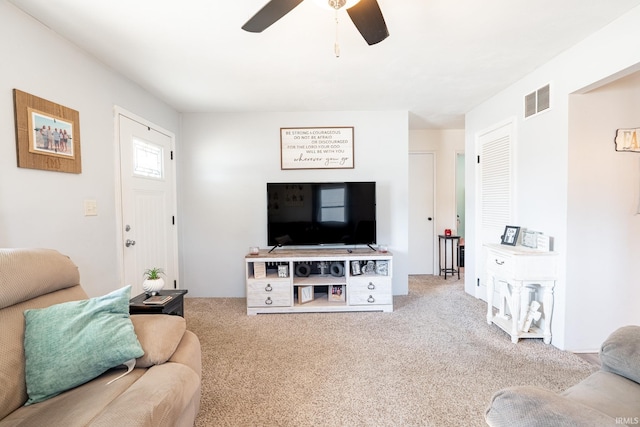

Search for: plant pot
xmin=142 ymin=278 xmax=165 ymax=296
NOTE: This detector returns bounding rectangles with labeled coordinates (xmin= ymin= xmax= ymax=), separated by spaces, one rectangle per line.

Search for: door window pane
xmin=133 ymin=138 xmax=163 ymax=179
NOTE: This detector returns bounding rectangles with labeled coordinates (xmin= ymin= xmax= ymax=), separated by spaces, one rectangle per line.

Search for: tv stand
xmin=245 ymin=248 xmax=393 ymax=315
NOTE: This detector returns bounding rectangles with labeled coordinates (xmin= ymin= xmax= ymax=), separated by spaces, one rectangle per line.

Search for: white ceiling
xmin=9 ymin=0 xmax=640 ymax=129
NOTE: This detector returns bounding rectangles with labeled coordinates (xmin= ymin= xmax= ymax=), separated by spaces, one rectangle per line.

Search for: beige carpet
xmin=184 ymin=275 xmax=598 ymax=426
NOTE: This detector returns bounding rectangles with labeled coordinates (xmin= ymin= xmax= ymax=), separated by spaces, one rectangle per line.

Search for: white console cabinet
xmin=245 ymin=249 xmax=393 ymax=315
xmin=484 ymin=244 xmax=558 ymax=344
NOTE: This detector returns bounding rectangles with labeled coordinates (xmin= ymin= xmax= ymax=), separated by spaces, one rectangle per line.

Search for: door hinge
xmin=477 ymin=278 xmax=480 ymax=287
xmin=477 ymin=155 xmax=480 ymax=164
xmin=171 ymin=151 xmax=174 ymax=160
xmin=172 ymin=216 xmax=175 ymax=225
xmin=174 ymin=280 xmax=177 ymax=289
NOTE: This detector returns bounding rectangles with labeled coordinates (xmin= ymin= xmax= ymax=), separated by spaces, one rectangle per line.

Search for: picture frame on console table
xmin=501 ymin=225 xmax=520 ymax=246
xmin=280 ymin=127 xmax=354 ymax=170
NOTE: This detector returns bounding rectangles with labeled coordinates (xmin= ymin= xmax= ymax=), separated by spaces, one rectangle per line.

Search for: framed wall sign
xmin=13 ymin=89 xmax=82 ymax=173
xmin=614 ymin=128 xmax=640 ymax=152
xmin=280 ymin=127 xmax=354 ymax=170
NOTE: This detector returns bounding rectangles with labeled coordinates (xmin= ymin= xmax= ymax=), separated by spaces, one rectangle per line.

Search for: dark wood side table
xmin=438 ymin=235 xmax=460 ymax=280
xmin=129 ymin=289 xmax=188 ymax=317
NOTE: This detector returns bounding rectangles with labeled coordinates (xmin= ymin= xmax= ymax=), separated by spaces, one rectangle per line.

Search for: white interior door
xmin=118 ymin=113 xmax=177 ymax=296
xmin=408 ymin=152 xmax=435 ymax=274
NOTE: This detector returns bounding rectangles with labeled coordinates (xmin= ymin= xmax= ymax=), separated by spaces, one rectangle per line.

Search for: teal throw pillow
xmin=23 ymin=285 xmax=144 ymax=405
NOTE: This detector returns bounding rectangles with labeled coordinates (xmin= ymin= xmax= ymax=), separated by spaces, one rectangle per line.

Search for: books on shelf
xmin=143 ymin=295 xmax=173 ymax=305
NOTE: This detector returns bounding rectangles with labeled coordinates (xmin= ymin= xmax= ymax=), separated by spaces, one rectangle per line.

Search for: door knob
xmin=428 ymin=217 xmax=433 ymax=221
xmin=125 ymin=239 xmax=136 ymax=247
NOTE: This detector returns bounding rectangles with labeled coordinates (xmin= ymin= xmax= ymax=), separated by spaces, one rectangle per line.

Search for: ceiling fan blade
xmin=242 ymin=0 xmax=305 ymax=33
xmin=346 ymin=0 xmax=389 ymax=45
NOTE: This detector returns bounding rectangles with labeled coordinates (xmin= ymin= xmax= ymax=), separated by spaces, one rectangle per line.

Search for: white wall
xmin=465 ymin=5 xmax=640 ymax=350
xmin=567 ymin=71 xmax=640 ymax=351
xmin=0 ymin=2 xmax=180 ymax=297
xmin=179 ymin=111 xmax=409 ymax=297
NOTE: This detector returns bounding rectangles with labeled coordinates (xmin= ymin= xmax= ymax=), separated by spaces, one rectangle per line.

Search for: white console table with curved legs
xmin=484 ymin=244 xmax=558 ymax=344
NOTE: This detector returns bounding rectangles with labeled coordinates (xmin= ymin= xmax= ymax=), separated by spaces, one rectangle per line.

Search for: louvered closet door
xmin=477 ymin=121 xmax=514 ymax=299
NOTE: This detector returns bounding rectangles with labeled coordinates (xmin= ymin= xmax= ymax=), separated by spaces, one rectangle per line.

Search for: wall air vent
xmin=524 ymin=84 xmax=551 ymax=118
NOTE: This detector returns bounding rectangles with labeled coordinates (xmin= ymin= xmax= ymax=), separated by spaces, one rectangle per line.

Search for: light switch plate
xmin=84 ymin=199 xmax=97 ymax=216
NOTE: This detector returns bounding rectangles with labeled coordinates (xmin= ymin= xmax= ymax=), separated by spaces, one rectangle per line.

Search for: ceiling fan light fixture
xmin=311 ymin=0 xmax=361 ymax=11
xmin=242 ymin=0 xmax=388 ymax=47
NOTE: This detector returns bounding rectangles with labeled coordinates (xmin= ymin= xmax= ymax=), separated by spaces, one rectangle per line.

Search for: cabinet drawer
xmin=486 ymin=251 xmax=514 ymax=277
xmin=349 ymin=277 xmax=392 ymax=305
xmin=486 ymin=248 xmax=558 ymax=280
xmin=247 ymin=280 xmax=291 ymax=307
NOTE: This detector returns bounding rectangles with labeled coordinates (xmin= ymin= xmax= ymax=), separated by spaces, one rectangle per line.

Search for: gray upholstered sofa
xmin=0 ymin=248 xmax=201 ymax=426
xmin=485 ymin=325 xmax=640 ymax=426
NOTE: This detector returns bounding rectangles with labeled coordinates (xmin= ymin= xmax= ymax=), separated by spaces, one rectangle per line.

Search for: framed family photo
xmin=13 ymin=89 xmax=82 ymax=173
xmin=28 ymin=108 xmax=75 ymax=158
xmin=329 ymin=285 xmax=345 ymax=302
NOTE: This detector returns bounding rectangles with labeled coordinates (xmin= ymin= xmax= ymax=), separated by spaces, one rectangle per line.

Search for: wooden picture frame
xmin=253 ymin=262 xmax=266 ymax=279
xmin=280 ymin=127 xmax=354 ymax=170
xmin=13 ymin=89 xmax=82 ymax=173
xmin=298 ymin=285 xmax=314 ymax=304
xmin=501 ymin=225 xmax=520 ymax=246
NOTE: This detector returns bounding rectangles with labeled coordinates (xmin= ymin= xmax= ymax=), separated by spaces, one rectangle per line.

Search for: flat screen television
xmin=267 ymin=182 xmax=376 ymax=247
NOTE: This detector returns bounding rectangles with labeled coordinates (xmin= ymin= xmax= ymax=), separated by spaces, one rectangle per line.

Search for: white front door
xmin=118 ymin=113 xmax=178 ymax=296
xmin=408 ymin=152 xmax=435 ymax=274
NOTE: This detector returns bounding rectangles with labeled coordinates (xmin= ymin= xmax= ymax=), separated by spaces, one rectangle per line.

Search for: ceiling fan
xmin=242 ymin=0 xmax=389 ymax=46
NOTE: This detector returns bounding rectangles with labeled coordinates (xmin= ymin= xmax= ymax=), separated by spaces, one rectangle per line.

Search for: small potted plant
xmin=142 ymin=267 xmax=165 ymax=296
